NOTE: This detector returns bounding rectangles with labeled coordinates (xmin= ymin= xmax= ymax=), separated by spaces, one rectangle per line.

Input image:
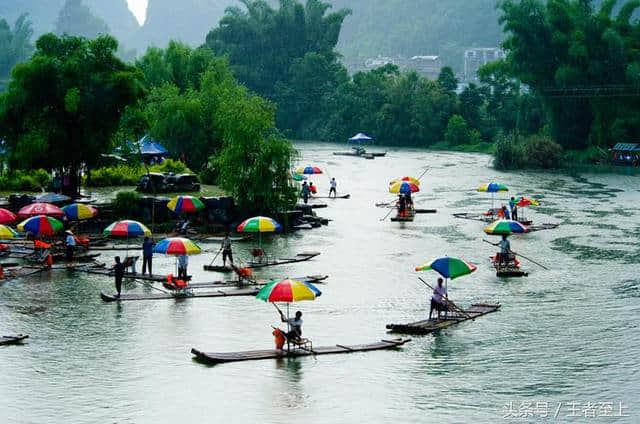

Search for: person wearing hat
xmin=65 ymin=230 xmax=76 ymax=262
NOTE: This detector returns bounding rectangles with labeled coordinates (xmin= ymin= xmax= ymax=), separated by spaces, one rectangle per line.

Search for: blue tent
xmin=137 ymin=135 xmax=169 ymax=156
xmin=348 ymin=133 xmax=374 ymax=143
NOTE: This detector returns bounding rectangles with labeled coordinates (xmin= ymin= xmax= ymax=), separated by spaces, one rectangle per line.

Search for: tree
xmin=445 ymin=115 xmax=477 ymax=146
xmin=0 ymin=14 xmax=34 ymax=85
xmin=499 ymin=0 xmax=640 ymax=148
xmin=437 ymin=66 xmax=458 ymax=94
xmin=55 ymin=0 xmax=110 ymax=39
xmin=0 ymin=34 xmax=144 ymax=195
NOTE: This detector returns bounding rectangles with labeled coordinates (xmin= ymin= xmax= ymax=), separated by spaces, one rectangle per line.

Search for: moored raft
xmin=191 ymin=338 xmax=411 ymax=365
xmin=100 ymin=287 xmax=260 ymax=302
xmin=386 ymin=303 xmax=501 ymax=335
xmin=1 ymin=334 xmax=29 ymax=346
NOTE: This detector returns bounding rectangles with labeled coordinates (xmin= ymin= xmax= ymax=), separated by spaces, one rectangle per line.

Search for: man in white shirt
xmin=280 ymin=310 xmax=303 ymax=340
xmin=329 ymin=178 xmax=337 ymax=198
xmin=65 ymin=231 xmax=76 ymax=261
xmin=429 ymin=278 xmax=448 ymax=320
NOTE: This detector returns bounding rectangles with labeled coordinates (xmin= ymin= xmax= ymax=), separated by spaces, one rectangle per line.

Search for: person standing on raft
xmin=142 ymin=236 xmax=154 ymax=276
xmin=221 ymin=233 xmax=234 ymax=267
xmin=113 ymin=256 xmax=125 ymax=298
xmin=65 ymin=230 xmax=76 ymax=262
xmin=178 ymin=254 xmax=189 ymax=279
xmin=329 ymin=178 xmax=337 ymax=198
xmin=301 ymin=181 xmax=311 ymax=204
xmin=489 ymin=235 xmax=512 ymax=267
xmin=429 ymin=278 xmax=449 ymax=320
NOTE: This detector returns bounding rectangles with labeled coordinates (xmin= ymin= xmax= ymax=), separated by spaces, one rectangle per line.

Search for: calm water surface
xmin=1 ymin=143 xmax=639 ymax=423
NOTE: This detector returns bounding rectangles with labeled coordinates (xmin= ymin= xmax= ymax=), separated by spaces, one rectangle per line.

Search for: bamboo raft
xmin=77 ymin=268 xmax=191 ymax=282
xmin=186 ymin=275 xmax=328 ymax=289
xmin=246 ymin=252 xmax=320 ymax=269
xmin=1 ymin=334 xmax=29 ymax=346
xmin=100 ymin=287 xmax=261 ymax=302
xmin=191 ymin=338 xmax=411 ymax=365
xmin=386 ymin=303 xmax=501 ymax=335
xmin=311 ymin=194 xmax=351 ymax=199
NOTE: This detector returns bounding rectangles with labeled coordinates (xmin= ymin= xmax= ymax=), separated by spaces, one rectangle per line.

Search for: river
xmin=1 ymin=142 xmax=638 ymax=423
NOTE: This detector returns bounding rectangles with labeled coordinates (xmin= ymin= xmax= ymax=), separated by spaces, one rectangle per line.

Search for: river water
xmin=1 ymin=142 xmax=639 ymax=423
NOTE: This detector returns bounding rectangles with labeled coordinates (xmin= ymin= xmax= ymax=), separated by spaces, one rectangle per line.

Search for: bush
xmin=0 ymin=169 xmax=51 ymax=191
xmin=199 ymin=159 xmax=218 ymax=185
xmin=113 ymin=191 xmax=141 ymax=218
xmin=523 ymin=135 xmax=563 ymax=169
xmin=88 ymin=165 xmax=144 ymax=187
xmin=493 ymin=133 xmax=525 ymax=170
xmin=149 ymin=159 xmax=192 ymax=174
xmin=444 ymin=115 xmax=470 ymax=146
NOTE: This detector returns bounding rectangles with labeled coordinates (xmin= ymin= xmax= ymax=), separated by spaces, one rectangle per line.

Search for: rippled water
xmin=1 ymin=143 xmax=639 ymax=423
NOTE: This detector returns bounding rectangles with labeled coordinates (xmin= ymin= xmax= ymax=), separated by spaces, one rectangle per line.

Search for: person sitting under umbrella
xmin=429 ymin=278 xmax=449 ymax=320
xmin=278 ymin=309 xmax=303 ymax=341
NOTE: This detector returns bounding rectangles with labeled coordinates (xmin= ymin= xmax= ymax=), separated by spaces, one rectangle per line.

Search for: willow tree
xmin=0 ymin=34 xmax=144 ymax=195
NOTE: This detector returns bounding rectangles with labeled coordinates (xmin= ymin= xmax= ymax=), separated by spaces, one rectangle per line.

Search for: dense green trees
xmin=0 ymin=34 xmax=144 ymax=195
xmin=498 ymin=0 xmax=640 ymax=149
xmin=0 ymin=14 xmax=34 ymax=87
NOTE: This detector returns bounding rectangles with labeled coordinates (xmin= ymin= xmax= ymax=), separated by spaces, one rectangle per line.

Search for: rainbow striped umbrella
xmin=103 ymin=220 xmax=151 ymax=238
xmin=477 ymin=182 xmax=508 ymax=209
xmin=389 ymin=181 xmax=420 ymax=194
xmin=0 ymin=224 xmax=18 ymax=239
xmin=295 ymin=166 xmax=323 ymax=175
xmin=484 ymin=220 xmax=529 ymax=235
xmin=416 ymin=256 xmax=477 ymax=280
xmin=153 ymin=237 xmax=202 ymax=255
xmin=256 ymin=278 xmax=322 ymax=303
xmin=17 ymin=215 xmax=64 ymax=237
xmin=167 ymin=196 xmax=205 ymax=214
xmin=390 ymin=176 xmax=420 ymax=186
xmin=62 ymin=204 xmax=98 ymax=221
xmin=237 ymin=216 xmax=281 ymax=233
xmin=17 ymin=203 xmax=65 ymax=220
xmin=0 ymin=208 xmax=17 ymax=225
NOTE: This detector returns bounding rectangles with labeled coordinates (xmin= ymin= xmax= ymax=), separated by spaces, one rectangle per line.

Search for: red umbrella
xmin=17 ymin=203 xmax=65 ymax=220
xmin=0 ymin=208 xmax=17 ymax=225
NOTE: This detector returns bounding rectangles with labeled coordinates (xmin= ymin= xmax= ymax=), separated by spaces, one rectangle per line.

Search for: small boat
xmin=191 ymin=338 xmax=411 ymax=365
xmin=386 ymin=303 xmax=501 ymax=335
xmin=370 ymin=152 xmax=387 ymax=157
xmin=491 ymin=254 xmax=528 ymax=277
xmin=100 ymin=287 xmax=260 ymax=302
xmin=311 ymin=194 xmax=351 ymax=199
xmin=247 ymin=252 xmax=320 ymax=269
xmin=202 ymin=264 xmax=234 ymax=272
xmin=1 ymin=334 xmax=29 ymax=346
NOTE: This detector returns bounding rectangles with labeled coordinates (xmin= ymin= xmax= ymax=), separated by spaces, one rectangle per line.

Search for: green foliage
xmin=499 ymin=0 xmax=640 ymax=149
xmin=87 ymin=165 xmax=143 ymax=187
xmin=444 ymin=115 xmax=481 ymax=146
xmin=0 ymin=33 xmax=145 ymax=195
xmin=213 ymin=82 xmax=297 ymax=213
xmin=494 ymin=133 xmax=525 ymax=170
xmin=112 ymin=190 xmax=141 ymax=218
xmin=0 ymin=14 xmax=34 ymax=82
xmin=522 ymin=135 xmax=563 ymax=169
xmin=55 ymin=0 xmax=110 ymax=39
xmin=0 ymin=169 xmax=51 ymax=191
xmin=149 ymin=159 xmax=191 ymax=175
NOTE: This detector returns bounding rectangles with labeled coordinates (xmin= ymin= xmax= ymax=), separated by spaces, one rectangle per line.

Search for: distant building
xmin=464 ymin=48 xmax=505 ymax=81
xmin=362 ymin=54 xmax=442 ymax=79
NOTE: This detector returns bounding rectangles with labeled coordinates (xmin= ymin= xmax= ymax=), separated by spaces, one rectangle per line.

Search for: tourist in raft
xmin=221 ymin=233 xmax=234 ymax=267
xmin=429 ymin=278 xmax=449 ymax=320
xmin=65 ymin=230 xmax=75 ymax=262
xmin=499 ymin=205 xmax=510 ymax=220
xmin=178 ymin=253 xmax=188 ymax=279
xmin=398 ymin=194 xmax=407 ymax=216
xmin=178 ymin=219 xmax=190 ymax=236
xmin=279 ymin=309 xmax=303 ymax=341
xmin=142 ymin=237 xmax=154 ymax=276
xmin=329 ymin=177 xmax=337 ymax=198
xmin=509 ymin=197 xmax=518 ymax=221
xmin=113 ymin=256 xmax=125 ymax=298
xmin=309 ymin=182 xmax=317 ymax=195
xmin=490 ymin=234 xmax=512 ymax=267
xmin=301 ymin=181 xmax=311 ymax=204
